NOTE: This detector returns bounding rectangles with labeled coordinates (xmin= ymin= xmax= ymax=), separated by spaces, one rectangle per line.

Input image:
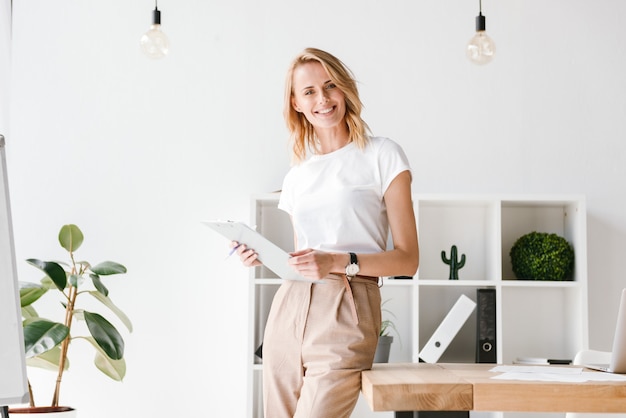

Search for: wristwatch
xmin=345 ymin=252 xmax=360 ymax=280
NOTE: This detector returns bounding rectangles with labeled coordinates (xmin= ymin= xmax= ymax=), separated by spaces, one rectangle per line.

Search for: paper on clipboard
xmin=202 ymin=220 xmax=314 ymax=282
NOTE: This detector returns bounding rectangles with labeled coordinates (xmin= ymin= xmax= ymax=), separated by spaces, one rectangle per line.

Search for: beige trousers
xmin=262 ymin=275 xmax=381 ymax=418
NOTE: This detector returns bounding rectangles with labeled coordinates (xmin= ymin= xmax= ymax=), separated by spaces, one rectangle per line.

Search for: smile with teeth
xmin=316 ymin=106 xmax=335 ymax=115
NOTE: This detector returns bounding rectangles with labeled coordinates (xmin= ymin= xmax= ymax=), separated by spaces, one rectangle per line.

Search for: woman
xmin=236 ymin=47 xmax=419 ymax=418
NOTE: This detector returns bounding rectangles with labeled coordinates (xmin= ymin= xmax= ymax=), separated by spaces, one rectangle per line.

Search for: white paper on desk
xmin=492 ymin=372 xmax=589 ymax=382
xmin=491 ymin=365 xmax=583 ymax=374
xmin=490 ymin=365 xmax=626 ymax=382
xmin=581 ymin=372 xmax=626 ymax=381
xmin=203 ymin=220 xmax=316 ymax=283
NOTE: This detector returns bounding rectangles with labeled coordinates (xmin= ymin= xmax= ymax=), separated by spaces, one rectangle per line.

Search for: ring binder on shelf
xmin=476 ymin=288 xmax=497 ymax=363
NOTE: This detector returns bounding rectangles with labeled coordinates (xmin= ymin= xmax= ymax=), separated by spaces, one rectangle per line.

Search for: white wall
xmin=5 ymin=0 xmax=626 ymax=416
xmin=0 ymin=0 xmax=9 ymax=131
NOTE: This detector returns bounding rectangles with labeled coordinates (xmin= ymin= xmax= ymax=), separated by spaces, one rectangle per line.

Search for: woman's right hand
xmin=231 ymin=241 xmax=262 ymax=267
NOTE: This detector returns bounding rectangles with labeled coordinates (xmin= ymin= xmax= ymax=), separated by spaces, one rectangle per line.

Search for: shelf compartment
xmin=379 ymin=285 xmax=416 ymax=363
xmin=500 ymin=197 xmax=586 ymax=282
xmin=417 ymin=198 xmax=500 ymax=282
xmin=500 ymin=286 xmax=584 ymax=364
xmin=418 ymin=285 xmax=492 ymax=364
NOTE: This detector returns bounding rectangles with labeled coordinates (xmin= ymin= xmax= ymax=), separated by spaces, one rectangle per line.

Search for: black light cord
xmin=476 ymin=0 xmax=486 ymax=31
xmin=152 ymin=0 xmax=161 ymax=25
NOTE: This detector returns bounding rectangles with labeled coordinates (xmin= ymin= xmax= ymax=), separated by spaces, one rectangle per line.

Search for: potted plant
xmin=9 ymin=224 xmax=132 ymax=417
xmin=374 ymin=299 xmax=399 ymax=363
xmin=509 ymin=231 xmax=575 ymax=281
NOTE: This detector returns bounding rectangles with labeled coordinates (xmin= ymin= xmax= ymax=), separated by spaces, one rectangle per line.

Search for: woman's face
xmin=290 ymin=61 xmax=346 ymax=132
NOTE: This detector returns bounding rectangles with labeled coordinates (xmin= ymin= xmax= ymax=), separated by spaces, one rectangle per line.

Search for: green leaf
xmin=23 ymin=316 xmax=42 ymax=326
xmin=21 ymin=305 xmax=38 ymax=320
xmin=83 ymin=311 xmax=125 ymax=360
xmin=68 ymin=274 xmax=84 ymax=288
xmin=58 ymin=224 xmax=84 ymax=253
xmin=23 ymin=319 xmax=69 ymax=358
xmin=26 ymin=259 xmax=67 ymax=291
xmin=19 ymin=282 xmax=47 ymax=307
xmin=40 ymin=276 xmax=57 ymax=290
xmin=95 ymin=352 xmax=126 ymax=381
xmin=90 ymin=274 xmax=109 ymax=297
xmin=90 ymin=261 xmax=127 ymax=276
xmin=88 ymin=291 xmax=133 ymax=333
xmin=26 ymin=346 xmax=69 ymax=371
xmin=83 ymin=336 xmax=126 ymax=381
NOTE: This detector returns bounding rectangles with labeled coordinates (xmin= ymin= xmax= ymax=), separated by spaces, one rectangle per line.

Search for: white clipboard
xmin=202 ymin=220 xmax=314 ymax=282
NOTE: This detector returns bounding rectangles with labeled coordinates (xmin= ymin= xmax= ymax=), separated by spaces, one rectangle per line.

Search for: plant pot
xmin=374 ymin=335 xmax=393 ymax=363
xmin=8 ymin=407 xmax=76 ymax=417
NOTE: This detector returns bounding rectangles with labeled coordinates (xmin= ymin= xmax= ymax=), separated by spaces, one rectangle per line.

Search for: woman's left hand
xmin=288 ymin=248 xmax=336 ymax=280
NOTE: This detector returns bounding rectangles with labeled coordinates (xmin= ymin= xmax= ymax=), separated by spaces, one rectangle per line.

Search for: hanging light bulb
xmin=140 ymin=1 xmax=169 ymax=59
xmin=467 ymin=0 xmax=495 ymax=65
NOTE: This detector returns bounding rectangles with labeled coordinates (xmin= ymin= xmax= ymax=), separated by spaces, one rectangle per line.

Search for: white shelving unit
xmin=247 ymin=193 xmax=588 ymax=418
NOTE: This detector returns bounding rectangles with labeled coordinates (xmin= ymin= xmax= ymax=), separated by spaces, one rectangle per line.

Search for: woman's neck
xmin=316 ymin=124 xmax=350 ymax=154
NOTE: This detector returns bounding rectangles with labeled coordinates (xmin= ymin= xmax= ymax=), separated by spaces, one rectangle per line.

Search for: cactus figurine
xmin=441 ymin=245 xmax=466 ymax=280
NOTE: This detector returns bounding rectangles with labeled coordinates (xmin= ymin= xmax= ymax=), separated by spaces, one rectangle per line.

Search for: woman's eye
xmin=304 ymin=89 xmax=314 ymax=95
xmin=326 ymin=83 xmax=336 ymax=89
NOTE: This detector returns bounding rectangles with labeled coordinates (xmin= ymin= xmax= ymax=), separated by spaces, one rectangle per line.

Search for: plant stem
xmin=28 ymin=380 xmax=34 ymax=407
xmin=51 ymin=284 xmax=77 ymax=407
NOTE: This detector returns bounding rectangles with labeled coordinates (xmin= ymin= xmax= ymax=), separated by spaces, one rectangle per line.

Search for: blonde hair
xmin=283 ymin=48 xmax=370 ymax=163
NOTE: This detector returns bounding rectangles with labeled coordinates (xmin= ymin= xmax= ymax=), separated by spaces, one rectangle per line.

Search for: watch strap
xmin=346 ymin=252 xmax=359 ymax=280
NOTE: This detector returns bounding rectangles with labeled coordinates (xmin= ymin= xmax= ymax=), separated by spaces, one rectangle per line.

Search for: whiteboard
xmin=0 ymin=135 xmax=29 ymax=405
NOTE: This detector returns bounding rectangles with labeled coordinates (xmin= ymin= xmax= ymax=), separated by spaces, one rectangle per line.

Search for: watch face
xmin=346 ymin=264 xmax=360 ymax=276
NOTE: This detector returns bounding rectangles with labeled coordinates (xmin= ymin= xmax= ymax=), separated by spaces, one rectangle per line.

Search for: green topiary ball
xmin=509 ymin=231 xmax=575 ymax=281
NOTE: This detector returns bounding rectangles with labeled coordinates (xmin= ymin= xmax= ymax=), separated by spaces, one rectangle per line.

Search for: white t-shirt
xmin=278 ymin=136 xmax=411 ymax=254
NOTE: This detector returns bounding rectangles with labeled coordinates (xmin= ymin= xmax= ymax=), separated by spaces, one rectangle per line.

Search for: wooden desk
xmin=362 ymin=363 xmax=626 ymax=413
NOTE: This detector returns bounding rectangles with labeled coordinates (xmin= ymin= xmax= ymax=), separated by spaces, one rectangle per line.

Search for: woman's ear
xmin=291 ymin=97 xmax=301 ymax=112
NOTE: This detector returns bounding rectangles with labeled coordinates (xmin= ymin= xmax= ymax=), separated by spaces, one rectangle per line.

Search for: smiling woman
xmin=290 ymin=61 xmax=348 ymax=145
xmin=232 ymin=47 xmax=419 ymax=418
xmin=283 ymin=48 xmax=371 ymax=165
